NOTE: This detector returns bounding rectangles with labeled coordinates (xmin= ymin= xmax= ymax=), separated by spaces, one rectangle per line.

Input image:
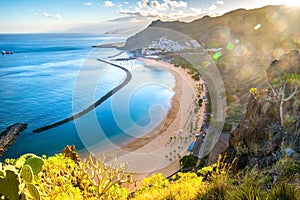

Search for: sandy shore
xmin=127 ymin=58 xmax=205 ymax=175
xmin=83 ymin=58 xmax=205 ymax=189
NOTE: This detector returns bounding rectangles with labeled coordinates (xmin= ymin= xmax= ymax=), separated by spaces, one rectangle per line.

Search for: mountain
xmin=124 ymin=5 xmax=300 ymax=123
xmin=124 ymin=5 xmax=300 ymax=170
xmin=67 ymin=18 xmax=151 ymax=34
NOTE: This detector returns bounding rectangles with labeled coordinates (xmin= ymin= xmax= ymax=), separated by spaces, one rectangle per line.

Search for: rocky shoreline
xmin=0 ymin=123 xmax=28 ymax=157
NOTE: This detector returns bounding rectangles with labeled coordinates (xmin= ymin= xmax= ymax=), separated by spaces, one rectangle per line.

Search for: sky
xmin=1 ymin=0 xmax=299 ymax=33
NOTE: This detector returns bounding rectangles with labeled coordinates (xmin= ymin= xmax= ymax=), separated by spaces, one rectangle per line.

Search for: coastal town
xmin=1 ymin=2 xmax=299 ymax=199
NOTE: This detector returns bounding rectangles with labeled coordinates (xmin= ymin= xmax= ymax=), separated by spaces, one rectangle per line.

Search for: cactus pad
xmin=0 ymin=169 xmax=21 ymax=200
xmin=15 ymin=153 xmax=36 ymax=169
xmin=28 ymin=183 xmax=40 ymax=200
xmin=24 ymin=156 xmax=44 ymax=175
xmin=21 ymin=165 xmax=33 ymax=183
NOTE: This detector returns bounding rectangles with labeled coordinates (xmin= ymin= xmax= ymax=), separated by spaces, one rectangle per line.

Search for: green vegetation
xmin=198 ymin=98 xmax=203 ymax=107
xmin=226 ymin=178 xmax=267 ymax=199
xmin=267 ymin=72 xmax=300 ymax=126
xmin=268 ymin=183 xmax=298 ymax=200
xmin=170 ymin=55 xmax=201 ymax=81
xmin=180 ymin=155 xmax=196 ymax=169
xmin=132 ymin=172 xmax=203 ymax=200
xmin=1 ymin=153 xmax=299 ymax=200
xmin=171 ymin=55 xmax=193 ymax=69
xmin=222 ymin=122 xmax=233 ymax=132
xmin=0 ymin=154 xmax=44 ymax=200
xmin=273 ymin=153 xmax=300 ymax=180
xmin=1 ymin=153 xmax=133 ymax=200
xmin=131 ymin=155 xmax=299 ymax=200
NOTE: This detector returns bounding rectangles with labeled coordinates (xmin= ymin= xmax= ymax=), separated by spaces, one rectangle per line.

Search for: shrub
xmin=180 ymin=155 xmax=196 ymax=169
xmin=274 ymin=155 xmax=300 ymax=179
xmin=222 ymin=122 xmax=233 ymax=132
xmin=268 ymin=182 xmax=298 ymax=200
xmin=36 ymin=153 xmax=84 ymax=199
xmin=226 ymin=178 xmax=266 ymax=200
xmin=132 ymin=173 xmax=171 ymax=200
xmin=199 ymin=173 xmax=232 ymax=200
xmin=132 ymin=172 xmax=204 ymax=200
xmin=1 ymin=153 xmax=133 ymax=200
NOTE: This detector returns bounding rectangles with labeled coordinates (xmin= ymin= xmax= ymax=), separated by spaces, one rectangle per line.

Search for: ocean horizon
xmin=0 ymin=33 xmax=175 ymax=159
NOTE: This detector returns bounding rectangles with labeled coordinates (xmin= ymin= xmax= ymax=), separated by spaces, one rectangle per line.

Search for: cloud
xmin=104 ymin=1 xmax=115 ymax=7
xmin=119 ymin=9 xmax=158 ymax=18
xmin=190 ymin=7 xmax=202 ymax=13
xmin=137 ymin=0 xmax=149 ymax=8
xmin=119 ymin=0 xmax=190 ymax=21
xmin=208 ymin=4 xmax=217 ymax=11
xmin=56 ymin=14 xmax=63 ymax=20
xmin=136 ymin=0 xmax=187 ymax=9
xmin=167 ymin=0 xmax=187 ymax=9
xmin=216 ymin=0 xmax=224 ymax=5
xmin=43 ymin=13 xmax=51 ymax=17
xmin=43 ymin=13 xmax=63 ymax=20
xmin=84 ymin=2 xmax=93 ymax=6
xmin=150 ymin=0 xmax=167 ymax=11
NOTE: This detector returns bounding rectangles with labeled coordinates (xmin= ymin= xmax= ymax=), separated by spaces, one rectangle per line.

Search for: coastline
xmin=88 ymin=57 xmax=205 ymax=187
xmin=0 ymin=123 xmax=28 ymax=158
xmin=120 ymin=64 xmax=181 ymax=152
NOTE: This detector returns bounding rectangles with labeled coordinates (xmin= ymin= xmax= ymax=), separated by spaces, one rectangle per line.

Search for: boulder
xmin=62 ymin=145 xmax=81 ymax=164
xmin=0 ymin=123 xmax=28 ymax=157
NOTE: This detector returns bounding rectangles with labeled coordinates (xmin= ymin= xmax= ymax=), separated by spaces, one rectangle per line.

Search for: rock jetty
xmin=0 ymin=123 xmax=28 ymax=157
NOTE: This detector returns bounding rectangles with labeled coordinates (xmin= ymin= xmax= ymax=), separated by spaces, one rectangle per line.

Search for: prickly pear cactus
xmin=21 ymin=165 xmax=34 ymax=183
xmin=0 ymin=169 xmax=21 ymax=200
xmin=28 ymin=183 xmax=41 ymax=200
xmin=15 ymin=153 xmax=36 ymax=169
xmin=24 ymin=156 xmax=44 ymax=175
xmin=0 ymin=154 xmax=44 ymax=200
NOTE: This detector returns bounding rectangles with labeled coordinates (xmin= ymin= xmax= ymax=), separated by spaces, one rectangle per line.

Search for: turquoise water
xmin=0 ymin=34 xmax=174 ymax=159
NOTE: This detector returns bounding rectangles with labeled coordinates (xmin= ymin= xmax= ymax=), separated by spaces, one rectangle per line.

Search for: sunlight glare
xmin=284 ymin=0 xmax=300 ymax=7
xmin=261 ymin=0 xmax=300 ymax=7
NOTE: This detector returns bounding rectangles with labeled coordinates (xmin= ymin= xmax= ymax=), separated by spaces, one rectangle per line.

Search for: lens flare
xmin=284 ymin=0 xmax=300 ymax=6
xmin=213 ymin=52 xmax=222 ymax=60
xmin=254 ymin=24 xmax=262 ymax=30
xmin=226 ymin=42 xmax=234 ymax=50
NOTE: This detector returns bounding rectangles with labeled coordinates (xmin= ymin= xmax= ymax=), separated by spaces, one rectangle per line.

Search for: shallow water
xmin=0 ymin=33 xmax=175 ymax=159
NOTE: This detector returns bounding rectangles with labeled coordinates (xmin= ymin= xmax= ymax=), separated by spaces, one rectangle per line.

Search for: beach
xmin=89 ymin=57 xmax=206 ymax=188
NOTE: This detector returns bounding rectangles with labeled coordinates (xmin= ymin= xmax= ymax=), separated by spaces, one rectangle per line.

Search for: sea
xmin=0 ymin=33 xmax=175 ymax=159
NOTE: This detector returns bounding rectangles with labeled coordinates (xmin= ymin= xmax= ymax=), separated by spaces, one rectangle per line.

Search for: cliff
xmin=224 ymin=50 xmax=300 ymax=172
xmin=224 ymin=91 xmax=283 ymax=172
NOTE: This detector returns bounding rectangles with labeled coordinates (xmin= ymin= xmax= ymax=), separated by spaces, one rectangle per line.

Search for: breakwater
xmin=33 ymin=59 xmax=132 ymax=133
